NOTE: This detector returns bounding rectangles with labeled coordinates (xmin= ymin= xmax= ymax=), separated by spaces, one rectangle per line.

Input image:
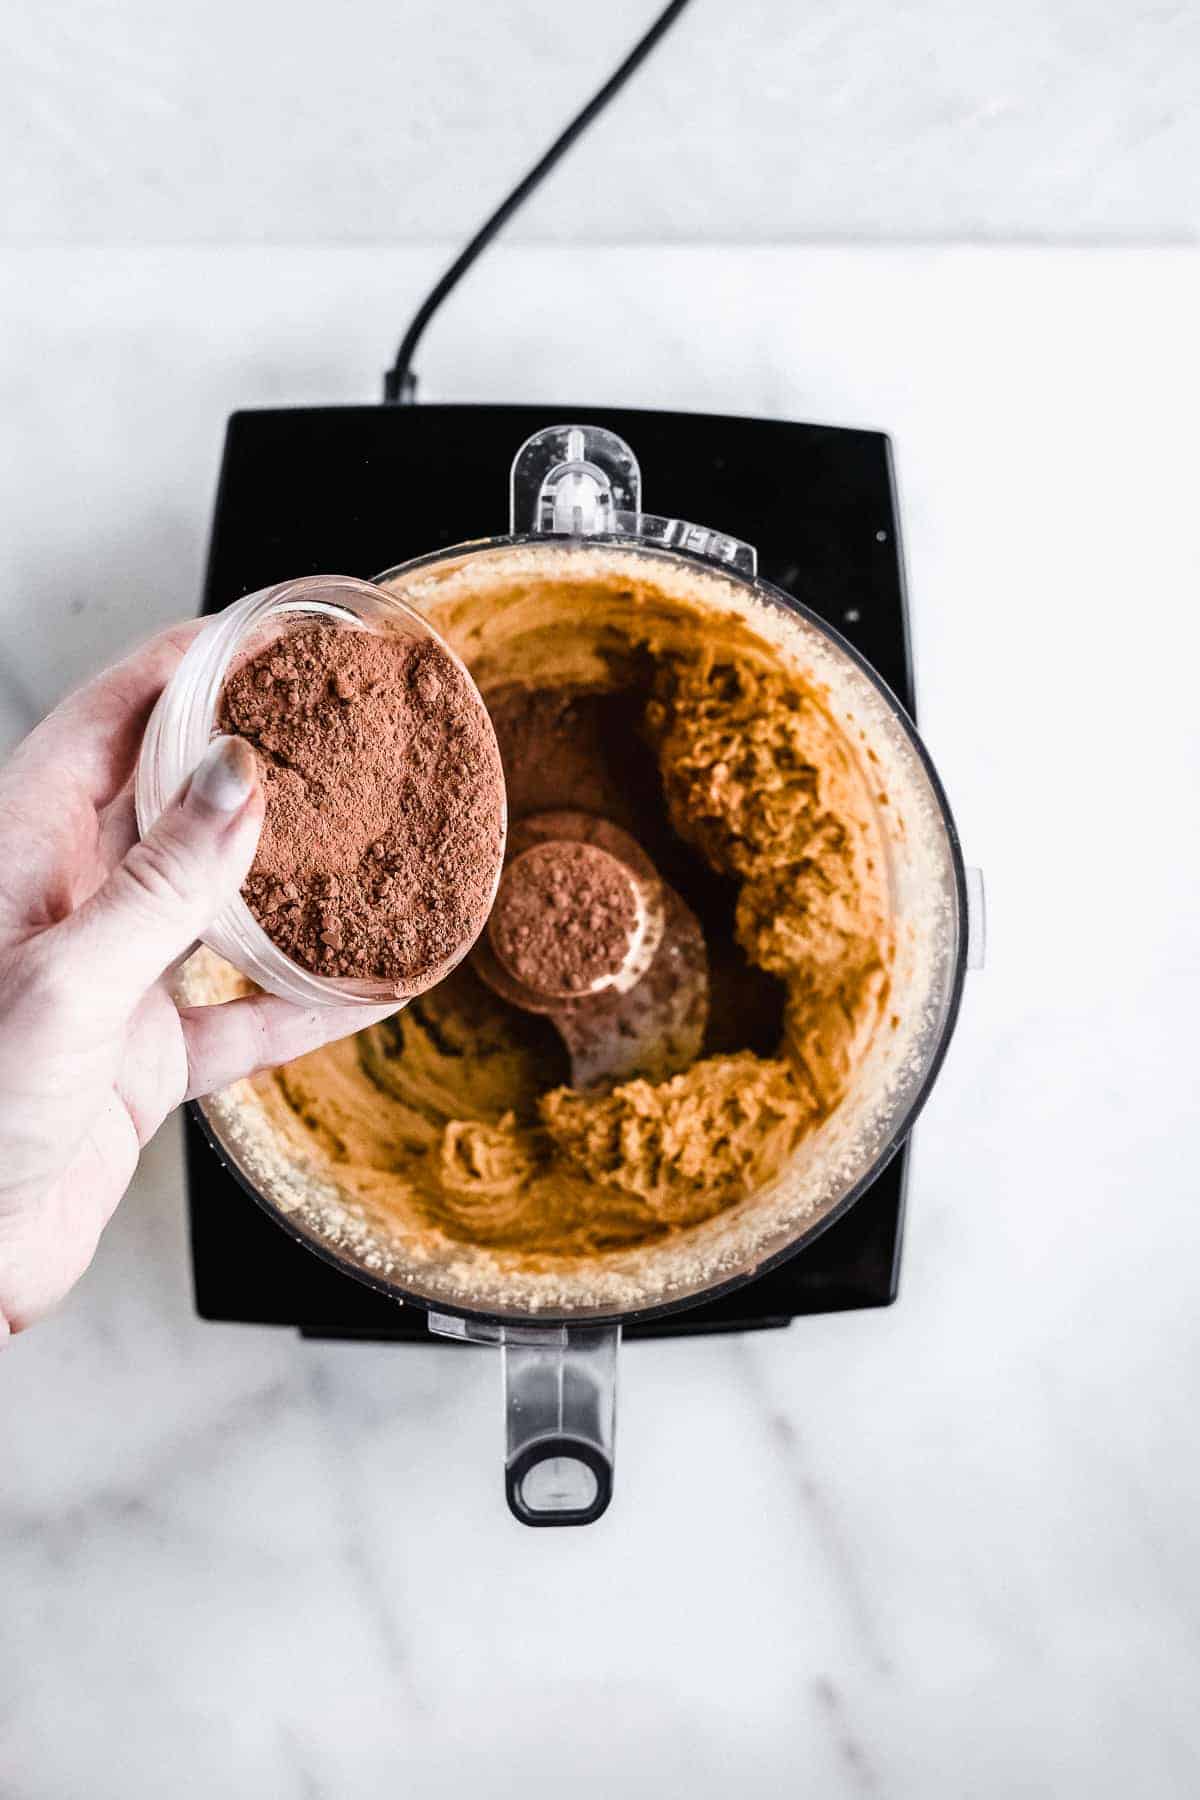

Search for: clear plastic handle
xmin=427 ymin=1313 xmax=619 ymax=1527
xmin=503 ymin=1325 xmax=618 ymax=1526
xmin=511 ymin=423 xmax=757 ymax=577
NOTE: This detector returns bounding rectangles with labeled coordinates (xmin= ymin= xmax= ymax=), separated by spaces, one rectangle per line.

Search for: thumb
xmin=62 ymin=735 xmax=264 ymax=1001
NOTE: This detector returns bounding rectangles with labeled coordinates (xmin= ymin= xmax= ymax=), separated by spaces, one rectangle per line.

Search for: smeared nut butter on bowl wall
xmin=182 ymin=543 xmax=916 ymax=1318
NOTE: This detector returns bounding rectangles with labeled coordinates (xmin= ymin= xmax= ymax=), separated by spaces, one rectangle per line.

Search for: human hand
xmin=0 ymin=625 xmax=395 ymax=1338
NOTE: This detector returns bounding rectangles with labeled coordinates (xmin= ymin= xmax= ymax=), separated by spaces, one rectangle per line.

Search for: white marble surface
xmin=4 ymin=0 xmax=1199 ymax=246
xmin=2 ymin=244 xmax=1200 ymax=1796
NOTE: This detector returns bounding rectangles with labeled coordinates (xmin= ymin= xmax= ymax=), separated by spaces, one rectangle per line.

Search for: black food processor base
xmin=190 ymin=403 xmax=914 ymax=1340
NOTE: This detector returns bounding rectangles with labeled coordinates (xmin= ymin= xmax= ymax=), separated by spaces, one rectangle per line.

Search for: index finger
xmin=179 ymin=993 xmax=399 ymax=1100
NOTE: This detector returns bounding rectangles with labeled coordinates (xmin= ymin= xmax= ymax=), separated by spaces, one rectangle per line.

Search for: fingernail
xmin=187 ymin=735 xmax=259 ymax=815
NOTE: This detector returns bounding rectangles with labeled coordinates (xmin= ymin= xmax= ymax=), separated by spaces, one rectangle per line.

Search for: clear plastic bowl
xmin=135 ymin=573 xmax=506 ymax=1007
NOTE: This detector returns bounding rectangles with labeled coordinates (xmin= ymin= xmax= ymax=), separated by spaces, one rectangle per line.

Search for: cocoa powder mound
xmin=218 ymin=624 xmax=505 ymax=990
xmin=489 ymin=841 xmax=637 ymax=997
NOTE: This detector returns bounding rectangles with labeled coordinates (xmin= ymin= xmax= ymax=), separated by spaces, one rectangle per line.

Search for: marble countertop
xmin=2 ymin=244 xmax=1199 ymax=1797
xmin=5 ymin=0 xmax=1199 ymax=244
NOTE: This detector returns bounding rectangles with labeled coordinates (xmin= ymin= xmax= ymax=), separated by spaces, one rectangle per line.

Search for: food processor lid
xmin=510 ymin=422 xmax=759 ymax=577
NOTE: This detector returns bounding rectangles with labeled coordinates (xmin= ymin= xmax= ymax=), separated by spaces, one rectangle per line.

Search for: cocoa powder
xmin=488 ymin=841 xmax=638 ymax=997
xmin=218 ymin=623 xmax=505 ymax=991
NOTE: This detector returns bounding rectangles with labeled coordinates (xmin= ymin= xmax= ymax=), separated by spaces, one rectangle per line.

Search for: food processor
xmin=183 ymin=413 xmax=983 ymax=1526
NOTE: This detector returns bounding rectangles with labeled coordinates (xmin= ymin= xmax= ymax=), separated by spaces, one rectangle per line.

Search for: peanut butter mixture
xmin=219 ymin=561 xmax=893 ymax=1274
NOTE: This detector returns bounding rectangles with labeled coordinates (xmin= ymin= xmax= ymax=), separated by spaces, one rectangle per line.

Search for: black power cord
xmin=382 ymin=0 xmax=696 ymax=404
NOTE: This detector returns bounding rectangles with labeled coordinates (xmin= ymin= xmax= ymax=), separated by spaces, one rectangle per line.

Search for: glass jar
xmin=135 ymin=572 xmax=505 ymax=1007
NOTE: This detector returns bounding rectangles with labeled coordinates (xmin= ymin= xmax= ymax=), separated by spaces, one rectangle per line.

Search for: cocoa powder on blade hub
xmin=489 ymin=841 xmax=638 ymax=997
xmin=218 ymin=623 xmax=505 ymax=991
